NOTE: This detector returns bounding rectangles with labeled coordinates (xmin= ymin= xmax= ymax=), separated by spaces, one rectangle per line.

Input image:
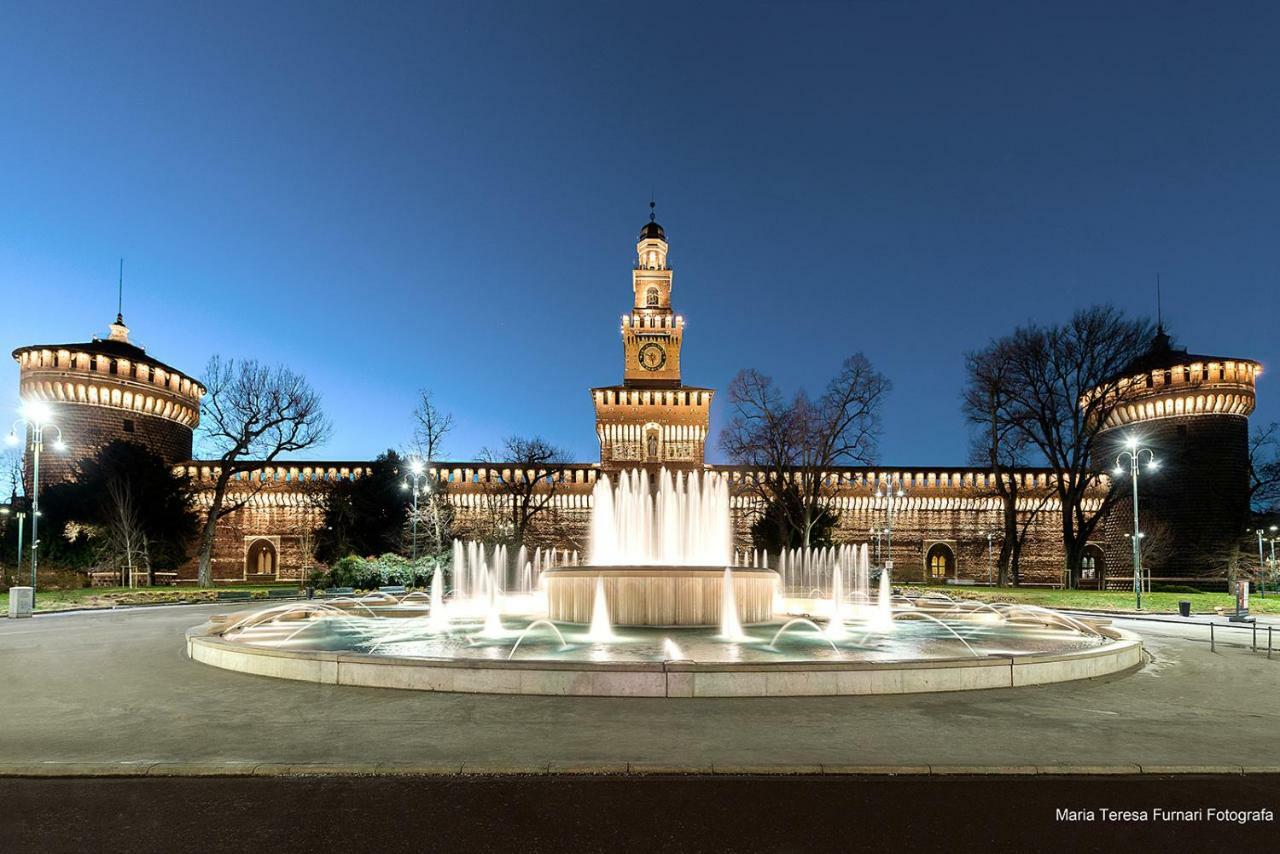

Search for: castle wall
xmin=179 ymin=462 xmax=1089 ymax=587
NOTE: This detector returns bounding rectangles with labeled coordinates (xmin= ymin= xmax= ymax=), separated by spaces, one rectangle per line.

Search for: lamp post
xmin=6 ymin=401 xmax=67 ymax=599
xmin=0 ymin=496 xmax=29 ymax=587
xmin=1268 ymin=530 xmax=1278 ymax=594
xmin=401 ymin=457 xmax=428 ymax=560
xmin=1253 ymin=526 xmax=1276 ymax=598
xmin=983 ymin=530 xmax=996 ymax=586
xmin=869 ymin=527 xmax=883 ymax=566
xmin=874 ymin=477 xmax=906 ymax=572
xmin=1114 ymin=436 xmax=1157 ymax=610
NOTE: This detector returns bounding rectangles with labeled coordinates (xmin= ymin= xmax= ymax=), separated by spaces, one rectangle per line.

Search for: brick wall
xmin=26 ymin=402 xmax=193 ymax=489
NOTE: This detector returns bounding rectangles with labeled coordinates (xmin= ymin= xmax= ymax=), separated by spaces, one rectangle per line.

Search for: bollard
xmin=1253 ymin=623 xmax=1257 ymax=652
xmin=1270 ymin=626 xmax=1273 ymax=660
xmin=1210 ymin=622 xmax=1215 ymax=652
xmin=7 ymin=586 xmax=33 ymax=619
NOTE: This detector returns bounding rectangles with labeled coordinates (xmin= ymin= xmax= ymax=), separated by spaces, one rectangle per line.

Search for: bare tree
xmin=101 ymin=477 xmax=150 ymax=587
xmin=411 ymin=389 xmax=455 ymax=555
xmin=1250 ymin=422 xmax=1280 ymax=514
xmin=477 ymin=436 xmax=569 ymax=546
xmin=0 ymin=447 xmax=23 ymax=501
xmin=720 ymin=355 xmax=889 ymax=548
xmin=194 ymin=356 xmax=330 ymax=585
xmin=984 ymin=307 xmax=1153 ymax=587
xmin=964 ymin=341 xmax=1044 ymax=585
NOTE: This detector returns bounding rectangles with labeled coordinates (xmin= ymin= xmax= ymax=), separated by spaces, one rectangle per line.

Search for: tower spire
xmin=649 ymin=196 xmax=656 ymax=223
xmin=1150 ymin=272 xmax=1170 ymax=354
xmin=1156 ymin=272 xmax=1163 ymax=332
xmin=107 ymin=258 xmax=131 ymax=343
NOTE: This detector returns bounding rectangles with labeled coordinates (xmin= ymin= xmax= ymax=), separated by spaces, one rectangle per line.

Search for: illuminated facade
xmin=591 ymin=205 xmax=712 ymax=469
xmin=9 ymin=217 xmax=1264 ymax=588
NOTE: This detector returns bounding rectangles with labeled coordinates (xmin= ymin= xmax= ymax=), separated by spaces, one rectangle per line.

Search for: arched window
xmin=926 ymin=543 xmax=955 ymax=581
xmin=646 ymin=287 xmax=659 ymax=307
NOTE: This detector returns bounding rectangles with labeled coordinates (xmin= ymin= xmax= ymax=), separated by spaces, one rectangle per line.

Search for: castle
xmin=10 ymin=212 xmax=1263 ymax=588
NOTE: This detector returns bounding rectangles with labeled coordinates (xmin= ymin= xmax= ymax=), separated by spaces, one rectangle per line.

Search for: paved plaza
xmin=1 ymin=603 xmax=1278 ymax=774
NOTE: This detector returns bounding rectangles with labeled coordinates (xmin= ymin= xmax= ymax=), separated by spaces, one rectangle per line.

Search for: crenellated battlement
xmin=1096 ymin=356 xmax=1260 ymax=429
xmin=13 ymin=340 xmax=205 ymax=429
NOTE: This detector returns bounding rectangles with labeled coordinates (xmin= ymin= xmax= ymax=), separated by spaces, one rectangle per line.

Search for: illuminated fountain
xmin=544 ymin=469 xmax=777 ymax=626
xmin=191 ymin=465 xmax=1142 ymax=697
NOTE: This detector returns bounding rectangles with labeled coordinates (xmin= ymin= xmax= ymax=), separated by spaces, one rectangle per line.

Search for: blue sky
xmin=2 ymin=1 xmax=1277 ymax=464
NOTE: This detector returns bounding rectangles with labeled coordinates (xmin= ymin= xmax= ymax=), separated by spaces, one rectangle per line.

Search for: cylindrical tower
xmin=1091 ymin=330 xmax=1261 ymax=582
xmin=11 ymin=314 xmax=205 ymax=486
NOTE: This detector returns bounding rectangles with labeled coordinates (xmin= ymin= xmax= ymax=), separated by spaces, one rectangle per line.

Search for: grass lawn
xmin=4 ymin=580 xmax=1276 ymax=617
xmin=905 ymin=584 xmax=1280 ymax=615
xmin=0 ymin=583 xmax=302 ymax=614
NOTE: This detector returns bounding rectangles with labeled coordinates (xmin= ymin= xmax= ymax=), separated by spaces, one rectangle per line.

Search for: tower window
xmin=646 ymin=287 xmax=659 ymax=307
xmin=123 ymin=419 xmax=135 ymax=433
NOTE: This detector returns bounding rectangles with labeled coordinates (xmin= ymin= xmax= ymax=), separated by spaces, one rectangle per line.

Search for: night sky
xmin=2 ymin=1 xmax=1277 ymax=465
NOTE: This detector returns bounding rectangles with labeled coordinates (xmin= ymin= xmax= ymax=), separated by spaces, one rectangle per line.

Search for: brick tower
xmin=1091 ymin=327 xmax=1261 ymax=581
xmin=591 ymin=204 xmax=713 ymax=469
xmin=11 ymin=313 xmax=205 ymax=486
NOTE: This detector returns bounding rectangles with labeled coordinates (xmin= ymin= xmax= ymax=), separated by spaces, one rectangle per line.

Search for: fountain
xmin=586 ymin=576 xmax=617 ymax=642
xmin=544 ymin=469 xmax=778 ymax=626
xmin=192 ymin=465 xmax=1143 ymax=698
xmin=427 ymin=567 xmax=450 ymax=634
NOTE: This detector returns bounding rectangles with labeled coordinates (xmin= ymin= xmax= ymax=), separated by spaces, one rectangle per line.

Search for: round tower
xmin=1092 ymin=329 xmax=1261 ymax=582
xmin=11 ymin=314 xmax=205 ymax=485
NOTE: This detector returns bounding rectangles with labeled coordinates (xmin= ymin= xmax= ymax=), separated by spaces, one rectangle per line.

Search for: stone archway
xmin=245 ymin=538 xmax=278 ymax=579
xmin=926 ymin=542 xmax=956 ymax=582
xmin=1082 ymin=543 xmax=1106 ymax=587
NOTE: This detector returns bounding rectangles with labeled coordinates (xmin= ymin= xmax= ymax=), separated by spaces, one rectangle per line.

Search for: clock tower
xmin=592 ymin=205 xmax=713 ymax=469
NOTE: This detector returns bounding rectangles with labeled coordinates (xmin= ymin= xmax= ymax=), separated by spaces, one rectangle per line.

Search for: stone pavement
xmin=1 ymin=603 xmax=1278 ymax=774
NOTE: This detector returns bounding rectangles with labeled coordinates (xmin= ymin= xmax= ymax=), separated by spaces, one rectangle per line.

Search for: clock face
xmin=637 ymin=342 xmax=667 ymax=371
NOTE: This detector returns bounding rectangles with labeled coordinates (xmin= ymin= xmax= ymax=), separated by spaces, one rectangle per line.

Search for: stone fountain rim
xmin=186 ymin=622 xmax=1143 ymax=697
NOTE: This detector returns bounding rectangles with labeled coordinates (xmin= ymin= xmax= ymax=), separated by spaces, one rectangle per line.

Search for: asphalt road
xmin=7 ymin=774 xmax=1278 ymax=853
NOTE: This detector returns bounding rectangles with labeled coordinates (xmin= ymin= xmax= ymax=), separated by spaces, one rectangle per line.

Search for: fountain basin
xmin=543 ymin=565 xmax=778 ymax=626
xmin=186 ymin=621 xmax=1142 ymax=698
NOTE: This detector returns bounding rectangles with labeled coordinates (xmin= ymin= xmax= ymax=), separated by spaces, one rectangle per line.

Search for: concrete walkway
xmin=2 ymin=603 xmax=1278 ymax=774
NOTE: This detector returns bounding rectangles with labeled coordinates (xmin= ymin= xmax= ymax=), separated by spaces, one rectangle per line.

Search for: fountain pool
xmin=187 ymin=467 xmax=1143 ymax=697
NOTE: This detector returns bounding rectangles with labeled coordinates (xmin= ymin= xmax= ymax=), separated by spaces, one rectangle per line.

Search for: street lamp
xmin=0 ymin=494 xmax=30 ymax=586
xmin=401 ymin=457 xmax=428 ymax=560
xmin=1253 ymin=526 xmax=1276 ymax=598
xmin=982 ymin=529 xmax=997 ymax=586
xmin=1267 ymin=528 xmax=1279 ymax=593
xmin=1114 ymin=436 xmax=1157 ymax=610
xmin=7 ymin=401 xmax=67 ymax=599
xmin=873 ymin=477 xmax=906 ymax=572
xmin=869 ymin=527 xmax=883 ymax=566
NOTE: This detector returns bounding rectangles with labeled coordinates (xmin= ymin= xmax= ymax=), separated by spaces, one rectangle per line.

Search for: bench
xmin=266 ymin=588 xmax=300 ymax=599
xmin=320 ymin=587 xmax=354 ymax=597
xmin=378 ymin=585 xmax=408 ymax=596
xmin=215 ymin=591 xmax=253 ymax=601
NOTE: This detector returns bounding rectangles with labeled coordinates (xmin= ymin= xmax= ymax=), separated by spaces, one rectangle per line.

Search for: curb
xmin=0 ymin=762 xmax=1265 ymax=778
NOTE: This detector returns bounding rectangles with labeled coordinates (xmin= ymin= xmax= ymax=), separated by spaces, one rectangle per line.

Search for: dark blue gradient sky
xmin=2 ymin=1 xmax=1276 ymax=464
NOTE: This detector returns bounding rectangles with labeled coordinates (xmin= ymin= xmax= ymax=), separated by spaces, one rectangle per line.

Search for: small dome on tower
xmin=638 ymin=200 xmax=665 ymax=242
xmin=639 ymin=220 xmax=665 ymax=242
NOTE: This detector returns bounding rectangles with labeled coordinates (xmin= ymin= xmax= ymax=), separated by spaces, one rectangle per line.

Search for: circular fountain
xmin=187 ymin=466 xmax=1143 ymax=697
